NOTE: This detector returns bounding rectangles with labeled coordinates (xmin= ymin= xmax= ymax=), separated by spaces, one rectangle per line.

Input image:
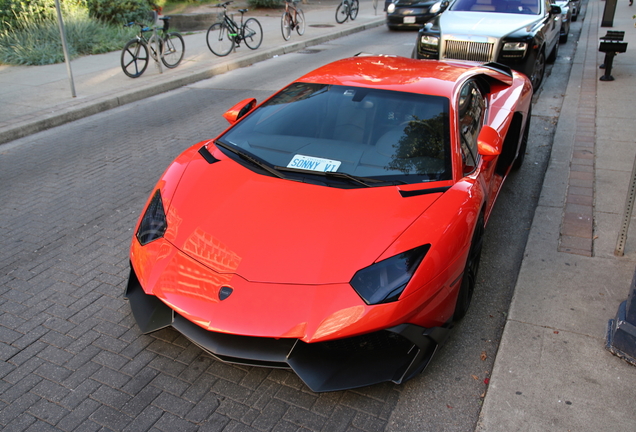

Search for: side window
xmin=457 ymin=80 xmax=485 ymax=174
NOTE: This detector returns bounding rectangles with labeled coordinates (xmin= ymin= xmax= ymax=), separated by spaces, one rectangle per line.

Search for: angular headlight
xmin=136 ymin=190 xmax=167 ymax=245
xmin=502 ymin=42 xmax=527 ymax=52
xmin=350 ymin=245 xmax=430 ymax=305
xmin=430 ymin=1 xmax=442 ymax=13
xmin=420 ymin=35 xmax=439 ymax=47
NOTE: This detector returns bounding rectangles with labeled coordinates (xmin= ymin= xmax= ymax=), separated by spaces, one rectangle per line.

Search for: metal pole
xmin=54 ymin=0 xmax=76 ymax=98
xmin=615 ymin=154 xmax=636 ymax=256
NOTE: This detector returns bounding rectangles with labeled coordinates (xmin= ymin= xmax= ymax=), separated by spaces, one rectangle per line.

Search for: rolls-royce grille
xmin=443 ymin=40 xmax=494 ymax=62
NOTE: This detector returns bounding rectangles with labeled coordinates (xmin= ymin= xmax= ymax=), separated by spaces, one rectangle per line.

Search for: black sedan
xmin=412 ymin=0 xmax=562 ymax=90
xmin=386 ymin=0 xmax=437 ymax=30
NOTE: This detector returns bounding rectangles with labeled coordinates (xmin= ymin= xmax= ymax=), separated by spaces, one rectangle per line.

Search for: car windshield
xmin=450 ymin=0 xmax=540 ymax=14
xmin=218 ymin=83 xmax=452 ymax=186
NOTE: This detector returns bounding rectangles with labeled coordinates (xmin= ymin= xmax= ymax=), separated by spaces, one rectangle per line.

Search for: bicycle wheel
xmin=161 ymin=32 xmax=185 ymax=68
xmin=281 ymin=11 xmax=292 ymax=41
xmin=206 ymin=22 xmax=234 ymax=57
xmin=349 ymin=0 xmax=359 ymax=20
xmin=121 ymin=39 xmax=149 ymax=78
xmin=335 ymin=2 xmax=348 ymax=23
xmin=243 ymin=18 xmax=263 ymax=50
xmin=296 ymin=9 xmax=305 ymax=35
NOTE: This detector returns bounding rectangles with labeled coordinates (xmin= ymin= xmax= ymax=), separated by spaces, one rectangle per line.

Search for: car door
xmin=543 ymin=0 xmax=561 ymax=51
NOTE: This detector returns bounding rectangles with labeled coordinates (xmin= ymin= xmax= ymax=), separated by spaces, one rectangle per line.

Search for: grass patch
xmin=0 ymin=8 xmax=136 ymax=65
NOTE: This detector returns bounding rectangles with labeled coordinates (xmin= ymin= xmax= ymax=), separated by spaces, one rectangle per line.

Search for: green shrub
xmin=86 ymin=0 xmax=154 ymax=24
xmin=0 ymin=6 xmax=136 ymax=65
xmin=247 ymin=0 xmax=282 ymax=8
xmin=0 ymin=0 xmax=87 ymax=30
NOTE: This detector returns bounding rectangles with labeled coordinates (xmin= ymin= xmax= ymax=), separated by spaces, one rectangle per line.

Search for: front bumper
xmin=386 ymin=9 xmax=433 ymax=28
xmin=125 ymin=265 xmax=450 ymax=392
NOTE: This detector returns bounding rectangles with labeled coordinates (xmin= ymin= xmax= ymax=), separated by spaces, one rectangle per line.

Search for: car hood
xmin=162 ymin=152 xmax=444 ymax=285
xmin=441 ymin=11 xmax=540 ymax=38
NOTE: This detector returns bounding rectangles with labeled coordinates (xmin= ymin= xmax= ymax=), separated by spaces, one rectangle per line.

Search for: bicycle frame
xmin=285 ymin=1 xmax=299 ymax=27
xmin=218 ymin=8 xmax=251 ymax=43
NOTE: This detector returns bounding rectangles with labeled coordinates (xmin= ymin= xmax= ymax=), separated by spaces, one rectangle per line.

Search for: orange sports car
xmin=126 ymin=55 xmax=533 ymax=392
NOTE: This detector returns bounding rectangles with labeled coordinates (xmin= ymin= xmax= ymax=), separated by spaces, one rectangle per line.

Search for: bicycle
xmin=206 ymin=1 xmax=263 ymax=57
xmin=281 ymin=0 xmax=305 ymax=41
xmin=121 ymin=17 xmax=185 ymax=78
xmin=335 ymin=0 xmax=359 ymax=23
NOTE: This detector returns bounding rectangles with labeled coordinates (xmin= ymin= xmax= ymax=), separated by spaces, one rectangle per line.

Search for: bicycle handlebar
xmin=215 ymin=0 xmax=234 ymax=8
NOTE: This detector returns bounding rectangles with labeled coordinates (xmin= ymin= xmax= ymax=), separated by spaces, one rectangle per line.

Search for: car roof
xmin=294 ymin=56 xmax=475 ymax=98
xmin=295 ymin=56 xmax=515 ymax=97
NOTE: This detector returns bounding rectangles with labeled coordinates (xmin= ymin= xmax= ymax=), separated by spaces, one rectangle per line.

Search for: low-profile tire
xmin=454 ymin=217 xmax=484 ymax=321
xmin=559 ymin=22 xmax=569 ymax=44
xmin=513 ymin=108 xmax=531 ymax=170
xmin=530 ymin=50 xmax=545 ymax=91
xmin=560 ymin=32 xmax=568 ymax=43
xmin=547 ymin=39 xmax=559 ymax=63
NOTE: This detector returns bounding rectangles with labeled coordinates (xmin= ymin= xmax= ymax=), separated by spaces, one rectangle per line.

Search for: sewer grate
xmin=297 ymin=49 xmax=323 ymax=54
xmin=309 ymin=24 xmax=335 ymax=28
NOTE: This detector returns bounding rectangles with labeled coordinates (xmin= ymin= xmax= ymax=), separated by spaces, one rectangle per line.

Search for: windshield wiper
xmin=274 ymin=166 xmax=406 ymax=188
xmin=215 ymin=141 xmax=285 ymax=179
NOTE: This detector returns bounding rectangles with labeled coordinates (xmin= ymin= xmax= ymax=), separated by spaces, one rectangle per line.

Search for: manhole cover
xmin=297 ymin=49 xmax=323 ymax=54
xmin=309 ymin=24 xmax=335 ymax=28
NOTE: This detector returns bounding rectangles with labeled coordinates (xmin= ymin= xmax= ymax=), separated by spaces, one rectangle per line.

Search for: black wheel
xmin=207 ymin=22 xmax=234 ymax=57
xmin=453 ymin=217 xmax=484 ymax=321
xmin=161 ymin=32 xmax=184 ymax=68
xmin=296 ymin=9 xmax=305 ymax=35
xmin=243 ymin=18 xmax=263 ymax=50
xmin=530 ymin=50 xmax=545 ymax=91
xmin=349 ymin=0 xmax=359 ymax=20
xmin=513 ymin=108 xmax=531 ymax=170
xmin=281 ymin=11 xmax=292 ymax=40
xmin=335 ymin=2 xmax=348 ymax=23
xmin=559 ymin=22 xmax=569 ymax=43
xmin=547 ymin=39 xmax=559 ymax=63
xmin=121 ymin=39 xmax=149 ymax=78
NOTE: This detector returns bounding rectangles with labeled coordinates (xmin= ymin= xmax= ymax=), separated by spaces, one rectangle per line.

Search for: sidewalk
xmin=477 ymin=1 xmax=636 ymax=430
xmin=0 ymin=0 xmax=384 ymax=145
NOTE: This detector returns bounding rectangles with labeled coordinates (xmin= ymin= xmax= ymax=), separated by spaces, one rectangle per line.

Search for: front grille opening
xmin=319 ymin=330 xmax=413 ymax=355
xmin=444 ymin=40 xmax=494 ymax=62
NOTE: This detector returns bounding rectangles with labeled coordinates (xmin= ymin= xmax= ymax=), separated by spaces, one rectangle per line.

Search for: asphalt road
xmin=0 ymin=22 xmax=580 ymax=432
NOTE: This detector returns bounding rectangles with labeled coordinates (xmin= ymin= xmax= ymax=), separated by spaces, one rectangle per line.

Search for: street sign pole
xmin=54 ymin=0 xmax=76 ymax=98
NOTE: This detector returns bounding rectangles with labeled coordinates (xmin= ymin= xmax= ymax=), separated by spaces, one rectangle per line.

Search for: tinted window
xmin=451 ymin=0 xmax=540 ymax=14
xmin=219 ymin=83 xmax=452 ymax=185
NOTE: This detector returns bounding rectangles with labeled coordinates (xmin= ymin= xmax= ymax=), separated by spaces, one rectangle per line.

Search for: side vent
xmin=199 ymin=146 xmax=219 ymax=164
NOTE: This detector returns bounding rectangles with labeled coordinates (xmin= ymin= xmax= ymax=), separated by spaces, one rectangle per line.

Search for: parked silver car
xmin=554 ymin=0 xmax=572 ymax=42
xmin=413 ymin=0 xmax=562 ymax=90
